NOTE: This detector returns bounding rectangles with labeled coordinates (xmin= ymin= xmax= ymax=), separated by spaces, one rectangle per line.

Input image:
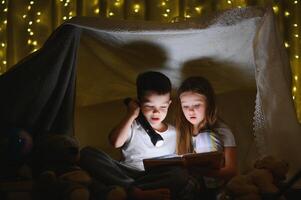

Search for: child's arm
xmin=197 ymin=147 xmax=237 ymax=180
xmin=109 ymin=99 xmax=140 ymax=148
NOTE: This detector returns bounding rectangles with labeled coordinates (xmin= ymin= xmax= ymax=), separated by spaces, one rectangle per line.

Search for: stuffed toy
xmin=33 ymin=134 xmax=127 ymax=200
xmin=224 ymin=155 xmax=289 ymax=200
xmin=0 ymin=127 xmax=33 ymax=180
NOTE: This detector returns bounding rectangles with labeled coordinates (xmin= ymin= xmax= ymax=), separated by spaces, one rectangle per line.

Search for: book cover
xmin=143 ymin=151 xmax=223 ymax=171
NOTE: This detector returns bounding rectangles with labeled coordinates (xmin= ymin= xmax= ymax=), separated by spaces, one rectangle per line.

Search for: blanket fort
xmin=0 ymin=7 xmax=300 ymax=178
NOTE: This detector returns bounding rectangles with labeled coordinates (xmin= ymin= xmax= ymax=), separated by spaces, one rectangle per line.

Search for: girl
xmin=176 ymin=76 xmax=237 ymax=197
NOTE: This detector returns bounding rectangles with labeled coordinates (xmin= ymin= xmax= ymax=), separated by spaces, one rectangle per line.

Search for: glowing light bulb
xmin=161 ymin=2 xmax=166 ymax=6
xmin=3 ymin=60 xmax=6 ymax=65
xmin=166 ymin=9 xmax=170 ymax=13
xmin=27 ymin=39 xmax=32 ymax=45
xmin=295 ymin=55 xmax=299 ymax=59
xmin=1 ymin=1 xmax=5 ymax=4
xmin=3 ymin=20 xmax=7 ymax=24
xmin=37 ymin=12 xmax=41 ymax=15
xmin=163 ymin=13 xmax=168 ymax=17
xmin=1 ymin=43 xmax=5 ymax=47
xmin=294 ymin=0 xmax=298 ymax=4
xmin=109 ymin=12 xmax=114 ymax=16
xmin=30 ymin=1 xmax=34 ymax=5
xmin=64 ymin=3 xmax=68 ymax=7
xmin=227 ymin=0 xmax=232 ymax=4
xmin=195 ymin=7 xmax=202 ymax=13
xmin=29 ymin=21 xmax=33 ymax=25
xmin=27 ymin=28 xmax=31 ymax=32
xmin=22 ymin=15 xmax=27 ymax=19
xmin=30 ymin=32 xmax=34 ymax=36
xmin=293 ymin=86 xmax=297 ymax=92
xmin=36 ymin=19 xmax=40 ymax=23
xmin=63 ymin=16 xmax=67 ymax=20
xmin=185 ymin=14 xmax=191 ymax=18
xmin=69 ymin=11 xmax=73 ymax=16
xmin=284 ymin=11 xmax=290 ymax=17
xmin=293 ymin=96 xmax=295 ymax=100
xmin=284 ymin=42 xmax=290 ymax=48
xmin=293 ymin=24 xmax=298 ymax=27
xmin=32 ymin=41 xmax=37 ymax=46
xmin=28 ymin=5 xmax=31 ymax=10
xmin=4 ymin=8 xmax=7 ymax=12
xmin=272 ymin=6 xmax=279 ymax=14
xmin=94 ymin=8 xmax=99 ymax=14
xmin=295 ymin=76 xmax=298 ymax=81
xmin=134 ymin=4 xmax=140 ymax=13
xmin=295 ymin=34 xmax=299 ymax=38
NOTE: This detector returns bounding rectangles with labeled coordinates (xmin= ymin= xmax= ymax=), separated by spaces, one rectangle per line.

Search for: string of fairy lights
xmin=0 ymin=0 xmax=300 ymax=121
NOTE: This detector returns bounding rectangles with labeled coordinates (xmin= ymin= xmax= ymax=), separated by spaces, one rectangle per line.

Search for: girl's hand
xmin=127 ymin=99 xmax=140 ymax=119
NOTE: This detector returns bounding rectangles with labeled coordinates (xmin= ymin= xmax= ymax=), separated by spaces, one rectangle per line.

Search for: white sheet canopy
xmin=63 ymin=7 xmax=301 ymax=178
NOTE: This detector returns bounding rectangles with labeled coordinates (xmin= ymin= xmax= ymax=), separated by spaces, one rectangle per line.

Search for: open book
xmin=143 ymin=151 xmax=223 ymax=171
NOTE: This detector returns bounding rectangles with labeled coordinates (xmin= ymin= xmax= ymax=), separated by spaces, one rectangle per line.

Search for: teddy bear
xmin=33 ymin=134 xmax=127 ymax=200
xmin=224 ymin=155 xmax=289 ymax=200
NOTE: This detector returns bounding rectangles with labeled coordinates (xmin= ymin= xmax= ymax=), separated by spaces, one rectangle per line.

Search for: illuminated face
xmin=180 ymin=91 xmax=207 ymax=128
xmin=140 ymin=92 xmax=171 ymax=129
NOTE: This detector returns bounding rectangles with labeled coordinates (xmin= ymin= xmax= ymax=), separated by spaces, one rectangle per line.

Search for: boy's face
xmin=140 ymin=91 xmax=171 ymax=128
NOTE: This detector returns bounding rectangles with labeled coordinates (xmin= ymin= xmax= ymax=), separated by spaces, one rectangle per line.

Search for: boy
xmin=80 ymin=71 xmax=195 ymax=200
xmin=109 ymin=71 xmax=176 ymax=170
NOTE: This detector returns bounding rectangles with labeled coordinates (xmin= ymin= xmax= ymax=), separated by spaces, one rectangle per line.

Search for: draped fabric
xmin=0 ymin=7 xmax=300 ymax=177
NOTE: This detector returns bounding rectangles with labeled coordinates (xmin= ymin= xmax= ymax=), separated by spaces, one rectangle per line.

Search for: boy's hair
xmin=176 ymin=76 xmax=218 ymax=154
xmin=136 ymin=71 xmax=171 ymax=101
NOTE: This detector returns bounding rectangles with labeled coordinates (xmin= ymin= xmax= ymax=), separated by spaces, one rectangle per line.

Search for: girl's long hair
xmin=176 ymin=76 xmax=218 ymax=154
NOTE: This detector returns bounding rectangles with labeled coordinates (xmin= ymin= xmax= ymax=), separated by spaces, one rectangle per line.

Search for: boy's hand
xmin=126 ymin=99 xmax=140 ymax=119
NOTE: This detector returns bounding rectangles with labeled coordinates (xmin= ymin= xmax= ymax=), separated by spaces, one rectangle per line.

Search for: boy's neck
xmin=152 ymin=122 xmax=168 ymax=133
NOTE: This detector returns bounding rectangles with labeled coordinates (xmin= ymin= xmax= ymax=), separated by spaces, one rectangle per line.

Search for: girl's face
xmin=180 ymin=91 xmax=207 ymax=128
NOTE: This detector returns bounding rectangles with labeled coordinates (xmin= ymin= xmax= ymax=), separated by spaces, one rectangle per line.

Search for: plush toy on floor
xmin=225 ymin=155 xmax=289 ymax=200
xmin=33 ymin=134 xmax=127 ymax=200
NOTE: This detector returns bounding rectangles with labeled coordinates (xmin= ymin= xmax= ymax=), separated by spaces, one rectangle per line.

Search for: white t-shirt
xmin=121 ymin=120 xmax=176 ymax=171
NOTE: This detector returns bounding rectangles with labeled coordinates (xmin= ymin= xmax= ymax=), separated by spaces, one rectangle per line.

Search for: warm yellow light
xmin=284 ymin=42 xmax=290 ymax=48
xmin=166 ymin=8 xmax=170 ymax=13
xmin=284 ymin=11 xmax=290 ymax=17
xmin=63 ymin=16 xmax=67 ymax=20
xmin=133 ymin=4 xmax=140 ymax=13
xmin=114 ymin=2 xmax=120 ymax=6
xmin=3 ymin=20 xmax=7 ymax=24
xmin=60 ymin=0 xmax=63 ymax=2
xmin=293 ymin=96 xmax=295 ymax=100
xmin=28 ymin=5 xmax=31 ymax=10
xmin=293 ymin=24 xmax=298 ymax=27
xmin=109 ymin=12 xmax=114 ymax=16
xmin=1 ymin=1 xmax=5 ymax=4
xmin=69 ymin=11 xmax=73 ymax=16
xmin=27 ymin=28 xmax=31 ymax=32
xmin=4 ymin=8 xmax=7 ymax=12
xmin=94 ymin=8 xmax=100 ymax=14
xmin=195 ymin=7 xmax=202 ymax=13
xmin=163 ymin=13 xmax=168 ymax=17
xmin=293 ymin=86 xmax=297 ymax=92
xmin=37 ymin=12 xmax=41 ymax=15
xmin=227 ymin=0 xmax=232 ymax=4
xmin=22 ymin=15 xmax=27 ymax=19
xmin=295 ymin=34 xmax=299 ymax=38
xmin=30 ymin=1 xmax=34 ymax=5
xmin=66 ymin=0 xmax=70 ymax=2
xmin=161 ymin=2 xmax=166 ymax=6
xmin=295 ymin=55 xmax=300 ymax=59
xmin=27 ymin=39 xmax=32 ymax=44
xmin=64 ymin=3 xmax=68 ymax=7
xmin=185 ymin=14 xmax=191 ymax=18
xmin=29 ymin=21 xmax=33 ymax=25
xmin=33 ymin=48 xmax=38 ymax=52
xmin=272 ymin=6 xmax=279 ymax=14
xmin=294 ymin=0 xmax=298 ymax=4
xmin=295 ymin=76 xmax=298 ymax=81
xmin=1 ymin=43 xmax=5 ymax=47
xmin=36 ymin=19 xmax=40 ymax=23
xmin=3 ymin=60 xmax=6 ymax=64
xmin=69 ymin=16 xmax=72 ymax=19
xmin=32 ymin=41 xmax=37 ymax=46
xmin=30 ymin=32 xmax=34 ymax=36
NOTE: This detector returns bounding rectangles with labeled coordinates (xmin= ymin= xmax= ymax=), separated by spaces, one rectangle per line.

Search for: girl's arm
xmin=204 ymin=147 xmax=238 ymax=180
xmin=109 ymin=100 xmax=140 ymax=148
